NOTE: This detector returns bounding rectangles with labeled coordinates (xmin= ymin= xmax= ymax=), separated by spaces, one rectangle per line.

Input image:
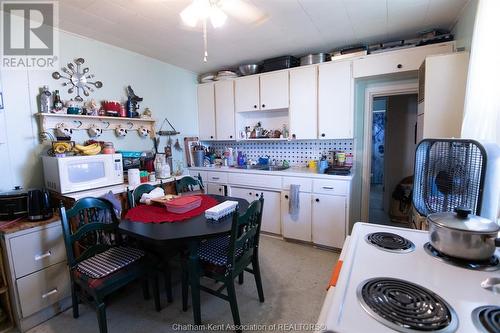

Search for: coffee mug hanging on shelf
xmin=115 ymin=125 xmax=128 ymax=137
xmin=138 ymin=126 xmax=150 ymax=138
xmin=88 ymin=124 xmax=103 ymax=138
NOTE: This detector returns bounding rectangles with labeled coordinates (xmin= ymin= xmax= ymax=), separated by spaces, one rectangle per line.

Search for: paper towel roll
xmin=128 ymin=168 xmax=140 ymax=186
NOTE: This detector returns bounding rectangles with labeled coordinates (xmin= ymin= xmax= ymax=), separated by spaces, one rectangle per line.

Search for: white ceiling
xmin=58 ymin=0 xmax=470 ymax=74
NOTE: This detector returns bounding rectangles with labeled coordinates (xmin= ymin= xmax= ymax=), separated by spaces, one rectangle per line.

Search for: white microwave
xmin=42 ymin=154 xmax=124 ymax=194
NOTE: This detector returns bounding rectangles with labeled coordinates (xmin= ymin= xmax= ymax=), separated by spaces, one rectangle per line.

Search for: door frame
xmin=361 ymin=82 xmax=418 ymax=222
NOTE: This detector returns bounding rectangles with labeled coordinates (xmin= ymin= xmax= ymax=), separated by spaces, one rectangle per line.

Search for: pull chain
xmin=203 ymin=19 xmax=208 ymax=62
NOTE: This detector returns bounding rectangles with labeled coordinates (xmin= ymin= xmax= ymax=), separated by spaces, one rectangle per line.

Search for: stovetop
xmin=323 ymin=223 xmax=500 ymax=333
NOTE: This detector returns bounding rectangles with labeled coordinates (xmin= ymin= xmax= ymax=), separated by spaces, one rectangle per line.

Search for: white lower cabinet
xmin=230 ymin=186 xmax=281 ymax=235
xmin=311 ymin=194 xmax=346 ymax=248
xmin=281 ymin=191 xmax=312 ymax=242
xmin=206 ymin=183 xmax=226 ymax=195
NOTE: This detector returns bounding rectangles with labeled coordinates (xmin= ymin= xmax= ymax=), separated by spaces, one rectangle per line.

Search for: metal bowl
xmin=300 ymin=53 xmax=331 ymax=66
xmin=238 ymin=64 xmax=261 ymax=76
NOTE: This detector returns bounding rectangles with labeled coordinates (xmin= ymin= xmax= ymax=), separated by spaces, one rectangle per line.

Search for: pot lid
xmin=428 ymin=208 xmax=499 ymax=233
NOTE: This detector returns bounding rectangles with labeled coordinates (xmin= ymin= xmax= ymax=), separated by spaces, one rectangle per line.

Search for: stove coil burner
xmin=424 ymin=243 xmax=500 ymax=272
xmin=472 ymin=306 xmax=500 ymax=333
xmin=357 ymin=277 xmax=458 ymax=333
xmin=365 ymin=232 xmax=415 ymax=253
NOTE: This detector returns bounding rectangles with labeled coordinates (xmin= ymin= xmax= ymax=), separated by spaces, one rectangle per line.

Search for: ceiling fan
xmin=179 ymin=0 xmax=267 ymax=62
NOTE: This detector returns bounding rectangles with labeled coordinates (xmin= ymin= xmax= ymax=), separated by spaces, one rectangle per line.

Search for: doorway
xmin=367 ymin=93 xmax=418 ymax=226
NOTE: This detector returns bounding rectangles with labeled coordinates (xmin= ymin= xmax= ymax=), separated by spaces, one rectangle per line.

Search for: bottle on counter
xmin=40 ymin=86 xmax=52 ymax=113
xmin=53 ymin=90 xmax=63 ymax=111
xmin=345 ymin=153 xmax=354 ymax=167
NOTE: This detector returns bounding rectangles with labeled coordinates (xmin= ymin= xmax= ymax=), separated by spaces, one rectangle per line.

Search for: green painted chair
xmin=126 ymin=183 xmax=174 ymax=304
xmin=59 ymin=197 xmax=160 ymax=333
xmin=175 ymin=174 xmax=204 ymax=195
xmin=183 ymin=195 xmax=265 ymax=332
xmin=127 ymin=182 xmax=163 ymax=209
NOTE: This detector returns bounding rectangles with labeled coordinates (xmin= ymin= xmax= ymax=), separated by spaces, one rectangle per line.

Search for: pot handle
xmin=454 ymin=207 xmax=472 ymax=219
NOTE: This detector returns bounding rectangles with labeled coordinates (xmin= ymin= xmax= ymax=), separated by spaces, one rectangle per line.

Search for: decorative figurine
xmin=85 ymin=99 xmax=99 ymax=116
xmin=126 ymin=85 xmax=142 ymax=118
xmin=142 ymin=107 xmax=152 ymax=118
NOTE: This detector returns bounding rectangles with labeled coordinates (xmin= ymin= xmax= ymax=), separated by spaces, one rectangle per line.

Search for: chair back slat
xmin=60 ymin=197 xmax=121 ymax=268
xmin=227 ymin=195 xmax=264 ymax=270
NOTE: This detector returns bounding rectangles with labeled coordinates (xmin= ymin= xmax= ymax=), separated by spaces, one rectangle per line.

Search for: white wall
xmin=452 ymin=0 xmax=478 ymax=51
xmin=0 ymin=30 xmax=198 ymax=192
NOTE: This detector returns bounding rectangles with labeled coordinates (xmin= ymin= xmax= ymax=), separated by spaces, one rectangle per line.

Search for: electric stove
xmin=317 ymin=223 xmax=500 ymax=333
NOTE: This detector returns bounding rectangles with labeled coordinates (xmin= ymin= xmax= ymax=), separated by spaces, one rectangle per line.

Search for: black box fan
xmin=413 ymin=139 xmax=487 ymax=216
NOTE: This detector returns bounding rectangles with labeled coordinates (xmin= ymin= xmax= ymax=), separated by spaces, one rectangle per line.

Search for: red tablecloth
xmin=125 ymin=195 xmax=219 ymax=223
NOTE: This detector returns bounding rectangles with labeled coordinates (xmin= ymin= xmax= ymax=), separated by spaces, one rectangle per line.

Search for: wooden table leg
xmin=188 ymin=240 xmax=201 ymax=325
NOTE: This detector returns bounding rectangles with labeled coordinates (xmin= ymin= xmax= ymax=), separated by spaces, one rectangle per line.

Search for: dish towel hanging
xmin=289 ymin=184 xmax=300 ymax=215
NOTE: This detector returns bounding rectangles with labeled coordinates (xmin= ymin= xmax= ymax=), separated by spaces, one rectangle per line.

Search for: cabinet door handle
xmin=41 ymin=288 xmax=58 ymax=298
xmin=315 ymin=198 xmax=320 ymax=202
xmin=321 ymin=133 xmax=325 ymax=137
xmin=35 ymin=251 xmax=52 ymax=261
xmin=284 ymin=195 xmax=289 ymax=199
xmin=248 ymin=192 xmax=252 ymax=196
xmin=262 ymin=104 xmax=266 ymax=108
xmin=211 ymin=177 xmax=220 ymax=180
xmin=253 ymin=105 xmax=257 ymax=109
xmin=255 ymin=193 xmax=259 ymax=197
xmin=210 ymin=136 xmax=214 ymax=139
xmin=229 ymin=135 xmax=233 ymax=139
xmin=292 ymin=134 xmax=296 ymax=139
xmin=322 ymin=186 xmax=334 ymax=190
xmin=218 ymin=188 xmax=222 ymax=192
xmin=397 ymin=64 xmax=402 ymax=69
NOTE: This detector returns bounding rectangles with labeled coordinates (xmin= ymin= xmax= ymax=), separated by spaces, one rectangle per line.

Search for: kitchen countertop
xmin=189 ymin=166 xmax=353 ymax=180
xmin=63 ymin=174 xmax=189 ymax=200
xmin=0 ymin=214 xmax=60 ymax=235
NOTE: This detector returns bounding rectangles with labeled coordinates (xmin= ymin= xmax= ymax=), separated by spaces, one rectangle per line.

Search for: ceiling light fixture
xmin=180 ymin=0 xmax=227 ymax=62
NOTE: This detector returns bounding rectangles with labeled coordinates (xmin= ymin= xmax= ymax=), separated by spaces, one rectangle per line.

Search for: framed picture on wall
xmin=184 ymin=137 xmax=199 ymax=167
xmin=0 ymin=92 xmax=3 ymax=110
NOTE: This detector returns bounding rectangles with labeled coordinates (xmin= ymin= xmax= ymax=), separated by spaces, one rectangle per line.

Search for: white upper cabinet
xmin=197 ymin=83 xmax=216 ymax=140
xmin=318 ymin=61 xmax=353 ymax=139
xmin=289 ymin=66 xmax=317 ymax=140
xmin=259 ymin=71 xmax=289 ymax=110
xmin=214 ymin=80 xmax=235 ymax=140
xmin=352 ymin=42 xmax=454 ymax=78
xmin=234 ymin=76 xmax=260 ymax=112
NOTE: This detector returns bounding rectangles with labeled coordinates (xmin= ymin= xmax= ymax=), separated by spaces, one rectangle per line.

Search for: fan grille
xmin=413 ymin=139 xmax=485 ymax=216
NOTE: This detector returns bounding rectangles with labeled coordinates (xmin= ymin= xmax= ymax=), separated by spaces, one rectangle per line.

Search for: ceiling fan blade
xmin=220 ymin=0 xmax=268 ymax=25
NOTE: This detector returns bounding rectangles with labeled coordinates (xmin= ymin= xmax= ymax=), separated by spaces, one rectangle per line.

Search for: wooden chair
xmin=59 ymin=197 xmax=160 ymax=333
xmin=127 ymin=182 xmax=163 ymax=209
xmin=126 ymin=183 xmax=174 ymax=304
xmin=183 ymin=195 xmax=265 ymax=332
xmin=175 ymin=174 xmax=204 ymax=194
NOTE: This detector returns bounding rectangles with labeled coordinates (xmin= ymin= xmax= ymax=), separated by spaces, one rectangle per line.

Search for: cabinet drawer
xmin=17 ymin=261 xmax=70 ymax=318
xmin=353 ymin=43 xmax=453 ymax=78
xmin=282 ymin=177 xmax=312 ymax=192
xmin=207 ymin=172 xmax=227 ymax=184
xmin=10 ymin=225 xmax=67 ymax=278
xmin=313 ymin=179 xmax=348 ymax=196
xmin=228 ymin=173 xmax=281 ymax=189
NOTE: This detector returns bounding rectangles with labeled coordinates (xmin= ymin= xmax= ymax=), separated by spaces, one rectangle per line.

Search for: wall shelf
xmin=35 ymin=113 xmax=156 ymax=139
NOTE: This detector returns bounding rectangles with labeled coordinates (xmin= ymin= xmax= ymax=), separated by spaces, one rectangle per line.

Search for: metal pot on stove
xmin=427 ymin=207 xmax=500 ymax=261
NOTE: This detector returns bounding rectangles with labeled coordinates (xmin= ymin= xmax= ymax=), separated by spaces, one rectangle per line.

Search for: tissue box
xmin=205 ymin=201 xmax=238 ymax=221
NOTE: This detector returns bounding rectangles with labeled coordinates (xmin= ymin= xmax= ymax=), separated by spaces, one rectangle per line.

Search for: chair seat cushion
xmin=197 ymin=235 xmax=243 ymax=267
xmin=73 ymin=259 xmax=146 ymax=291
xmin=76 ymin=246 xmax=145 ymax=279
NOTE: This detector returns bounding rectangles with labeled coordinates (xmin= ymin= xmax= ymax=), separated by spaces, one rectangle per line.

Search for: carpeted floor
xmin=28 ymin=236 xmax=339 ymax=333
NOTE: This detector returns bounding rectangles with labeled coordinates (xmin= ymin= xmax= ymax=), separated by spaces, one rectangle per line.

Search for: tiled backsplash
xmin=202 ymin=139 xmax=354 ymax=166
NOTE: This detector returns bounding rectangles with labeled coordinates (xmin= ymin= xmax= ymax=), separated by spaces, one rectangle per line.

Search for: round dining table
xmin=118 ymin=195 xmax=249 ymax=325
